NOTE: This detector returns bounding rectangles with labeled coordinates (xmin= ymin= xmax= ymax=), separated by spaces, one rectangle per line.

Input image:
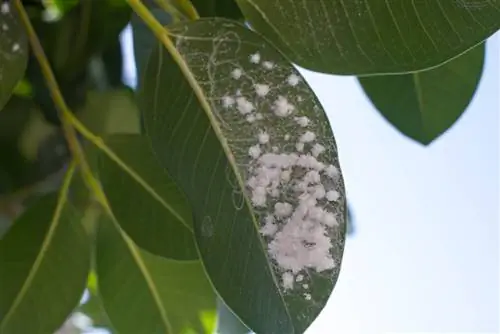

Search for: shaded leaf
xmin=0 ymin=169 xmax=90 ymax=334
xmin=191 ymin=0 xmax=244 ymax=20
xmin=237 ymin=0 xmax=499 ymax=75
xmin=96 ymin=133 xmax=197 ymax=260
xmin=0 ymin=2 xmax=28 ymax=110
xmin=77 ymin=89 xmax=141 ymax=136
xmin=96 ymin=215 xmax=217 ymax=334
xmin=217 ymin=299 xmax=250 ymax=334
xmin=359 ymin=42 xmax=485 ymax=144
xmin=139 ymin=18 xmax=346 ymax=333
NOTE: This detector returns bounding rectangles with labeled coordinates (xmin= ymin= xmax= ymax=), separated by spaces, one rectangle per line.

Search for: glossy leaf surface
xmin=237 ymin=0 xmax=499 ymax=74
xmin=359 ymin=43 xmax=485 ymax=144
xmin=138 ymin=18 xmax=346 ymax=333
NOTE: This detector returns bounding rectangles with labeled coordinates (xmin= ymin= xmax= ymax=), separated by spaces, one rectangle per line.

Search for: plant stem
xmin=13 ymin=0 xmax=108 ymax=210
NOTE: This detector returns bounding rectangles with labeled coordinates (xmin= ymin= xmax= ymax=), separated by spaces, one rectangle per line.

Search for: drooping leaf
xmin=0 ymin=2 xmax=28 ymax=110
xmin=217 ymin=299 xmax=250 ymax=334
xmin=0 ymin=168 xmax=90 ymax=334
xmin=95 ymin=133 xmax=197 ymax=260
xmin=95 ymin=215 xmax=217 ymax=334
xmin=191 ymin=0 xmax=244 ymax=20
xmin=236 ymin=0 xmax=499 ymax=75
xmin=359 ymin=42 xmax=485 ymax=144
xmin=138 ymin=18 xmax=346 ymax=333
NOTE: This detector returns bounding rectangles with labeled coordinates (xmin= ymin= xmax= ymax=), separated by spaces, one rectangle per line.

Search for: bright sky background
xmin=120 ymin=27 xmax=499 ymax=333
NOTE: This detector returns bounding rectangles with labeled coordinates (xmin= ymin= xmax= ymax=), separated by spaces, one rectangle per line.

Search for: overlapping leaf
xmin=95 ymin=133 xmax=197 ymax=260
xmin=138 ymin=18 xmax=346 ymax=333
xmin=0 ymin=2 xmax=28 ymax=110
xmin=95 ymin=215 xmax=217 ymax=334
xmin=0 ymin=168 xmax=90 ymax=334
xmin=359 ymin=42 xmax=485 ymax=144
xmin=236 ymin=0 xmax=499 ymax=74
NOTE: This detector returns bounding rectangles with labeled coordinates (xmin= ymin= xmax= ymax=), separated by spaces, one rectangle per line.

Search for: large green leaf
xmin=236 ymin=0 xmax=499 ymax=75
xmin=96 ymin=133 xmax=197 ymax=260
xmin=0 ymin=168 xmax=90 ymax=334
xmin=359 ymin=42 xmax=485 ymax=144
xmin=0 ymin=2 xmax=28 ymax=110
xmin=138 ymin=18 xmax=346 ymax=333
xmin=95 ymin=215 xmax=217 ymax=334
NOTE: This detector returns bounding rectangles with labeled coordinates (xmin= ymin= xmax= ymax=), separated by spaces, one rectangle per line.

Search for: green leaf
xmin=217 ymin=299 xmax=250 ymax=334
xmin=77 ymin=89 xmax=141 ymax=136
xmin=95 ymin=215 xmax=217 ymax=334
xmin=79 ymin=287 xmax=112 ymax=329
xmin=191 ymin=0 xmax=244 ymax=20
xmin=358 ymin=42 xmax=485 ymax=144
xmin=0 ymin=2 xmax=28 ymax=110
xmin=0 ymin=169 xmax=90 ymax=334
xmin=139 ymin=18 xmax=346 ymax=333
xmin=96 ymin=133 xmax=197 ymax=260
xmin=236 ymin=0 xmax=499 ymax=75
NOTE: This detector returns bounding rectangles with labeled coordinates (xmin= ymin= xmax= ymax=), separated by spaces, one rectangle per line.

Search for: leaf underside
xmin=359 ymin=42 xmax=485 ymax=144
xmin=96 ymin=215 xmax=217 ymax=334
xmin=236 ymin=0 xmax=499 ymax=75
xmin=0 ymin=3 xmax=28 ymax=110
xmin=96 ymin=133 xmax=198 ymax=260
xmin=139 ymin=18 xmax=346 ymax=334
xmin=0 ymin=194 xmax=90 ymax=334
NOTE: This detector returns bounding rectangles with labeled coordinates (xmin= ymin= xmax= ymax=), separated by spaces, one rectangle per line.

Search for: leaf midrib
xmin=411 ymin=72 xmax=428 ymax=139
xmin=0 ymin=164 xmax=76 ymax=331
xmin=110 ymin=217 xmax=174 ymax=333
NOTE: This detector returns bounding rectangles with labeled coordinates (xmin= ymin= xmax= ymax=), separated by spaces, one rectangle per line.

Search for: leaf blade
xmin=95 ymin=215 xmax=217 ymax=334
xmin=0 ymin=168 xmax=90 ymax=334
xmin=96 ymin=133 xmax=197 ymax=260
xmin=358 ymin=42 xmax=485 ymax=144
xmin=138 ymin=17 xmax=346 ymax=333
xmin=236 ymin=0 xmax=499 ymax=74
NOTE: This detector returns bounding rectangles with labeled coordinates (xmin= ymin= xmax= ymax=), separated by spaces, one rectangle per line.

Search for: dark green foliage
xmin=0 ymin=0 xmax=497 ymax=333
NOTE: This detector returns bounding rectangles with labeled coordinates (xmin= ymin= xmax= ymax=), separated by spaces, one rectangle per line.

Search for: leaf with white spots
xmin=0 ymin=1 xmax=28 ymax=110
xmin=236 ymin=0 xmax=500 ymax=74
xmin=138 ymin=18 xmax=346 ymax=334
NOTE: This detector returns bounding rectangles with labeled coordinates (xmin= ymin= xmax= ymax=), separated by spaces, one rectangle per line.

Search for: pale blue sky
xmin=121 ymin=27 xmax=499 ymax=333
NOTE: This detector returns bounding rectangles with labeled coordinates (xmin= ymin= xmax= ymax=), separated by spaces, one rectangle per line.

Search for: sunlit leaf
xmin=96 ymin=133 xmax=197 ymax=260
xmin=96 ymin=215 xmax=217 ymax=334
xmin=138 ymin=18 xmax=346 ymax=333
xmin=0 ymin=2 xmax=28 ymax=110
xmin=359 ymin=42 xmax=485 ymax=144
xmin=0 ymin=168 xmax=90 ymax=334
xmin=236 ymin=0 xmax=499 ymax=74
